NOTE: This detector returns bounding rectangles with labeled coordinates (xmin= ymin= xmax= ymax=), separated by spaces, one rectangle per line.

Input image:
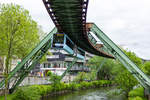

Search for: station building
xmin=32 ymin=49 xmax=92 ymax=76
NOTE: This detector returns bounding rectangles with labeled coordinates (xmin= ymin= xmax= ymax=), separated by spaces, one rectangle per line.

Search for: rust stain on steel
xmin=86 ymin=23 xmax=114 ymax=58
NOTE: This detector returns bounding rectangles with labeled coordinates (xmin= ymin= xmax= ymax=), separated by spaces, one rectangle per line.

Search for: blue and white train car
xmin=51 ymin=33 xmax=85 ymax=60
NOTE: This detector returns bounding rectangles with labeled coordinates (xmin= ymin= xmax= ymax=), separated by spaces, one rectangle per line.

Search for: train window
xmin=66 ymin=37 xmax=74 ymax=50
xmin=53 ymin=33 xmax=64 ymax=44
xmin=52 ymin=33 xmax=64 ymax=48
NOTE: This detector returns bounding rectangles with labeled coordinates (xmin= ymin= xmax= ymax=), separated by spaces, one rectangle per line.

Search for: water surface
xmin=45 ymin=87 xmax=126 ymax=100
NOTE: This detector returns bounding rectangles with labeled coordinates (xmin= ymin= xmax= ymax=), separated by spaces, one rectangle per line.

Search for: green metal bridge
xmin=0 ymin=0 xmax=150 ymax=94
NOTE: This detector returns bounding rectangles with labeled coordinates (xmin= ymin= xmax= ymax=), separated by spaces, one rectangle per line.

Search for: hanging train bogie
xmin=51 ymin=33 xmax=85 ymax=60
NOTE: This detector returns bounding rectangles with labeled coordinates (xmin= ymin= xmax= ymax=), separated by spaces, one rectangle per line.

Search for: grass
xmin=0 ymin=94 xmax=14 ymax=100
xmin=0 ymin=80 xmax=111 ymax=100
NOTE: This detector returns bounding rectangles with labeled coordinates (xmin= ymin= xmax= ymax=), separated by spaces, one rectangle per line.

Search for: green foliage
xmin=115 ymin=70 xmax=138 ymax=93
xmin=123 ymin=50 xmax=142 ymax=66
xmin=12 ymin=85 xmax=53 ymax=100
xmin=49 ymin=73 xmax=61 ymax=85
xmin=128 ymin=87 xmax=144 ymax=98
xmin=88 ymin=49 xmax=144 ymax=94
xmin=0 ymin=94 xmax=13 ymax=100
xmin=12 ymin=86 xmax=41 ymax=100
xmin=74 ymin=72 xmax=88 ymax=83
xmin=128 ymin=96 xmax=143 ymax=100
xmin=88 ymin=56 xmax=117 ymax=80
xmin=6 ymin=80 xmax=112 ymax=100
xmin=114 ymin=50 xmax=142 ymax=93
xmin=141 ymin=61 xmax=150 ymax=76
xmin=87 ymin=70 xmax=97 ymax=81
xmin=47 ymin=70 xmax=52 ymax=76
xmin=48 ymin=73 xmax=61 ymax=92
xmin=0 ymin=3 xmax=40 ymax=99
xmin=128 ymin=96 xmax=147 ymax=100
xmin=0 ymin=4 xmax=40 ymax=58
xmin=88 ymin=56 xmax=104 ymax=70
xmin=128 ymin=87 xmax=147 ymax=100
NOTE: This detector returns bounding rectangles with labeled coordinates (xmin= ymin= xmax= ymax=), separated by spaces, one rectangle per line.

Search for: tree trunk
xmin=4 ymin=35 xmax=13 ymax=100
xmin=4 ymin=54 xmax=11 ymax=100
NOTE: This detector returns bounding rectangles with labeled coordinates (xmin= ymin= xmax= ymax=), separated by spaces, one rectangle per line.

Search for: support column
xmin=144 ymin=88 xmax=150 ymax=100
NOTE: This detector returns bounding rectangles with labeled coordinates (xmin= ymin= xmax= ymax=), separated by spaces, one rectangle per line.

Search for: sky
xmin=0 ymin=0 xmax=150 ymax=59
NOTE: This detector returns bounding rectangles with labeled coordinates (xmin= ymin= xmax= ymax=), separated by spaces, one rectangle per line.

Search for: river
xmin=44 ymin=87 xmax=127 ymax=100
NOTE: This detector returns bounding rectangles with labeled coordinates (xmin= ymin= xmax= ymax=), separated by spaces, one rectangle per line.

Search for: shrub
xmin=128 ymin=87 xmax=144 ymax=98
xmin=47 ymin=70 xmax=52 ymax=76
xmin=91 ymin=81 xmax=99 ymax=87
xmin=69 ymin=83 xmax=79 ymax=91
xmin=12 ymin=80 xmax=113 ymax=100
xmin=12 ymin=86 xmax=41 ymax=100
xmin=128 ymin=96 xmax=146 ymax=100
xmin=80 ymin=81 xmax=90 ymax=89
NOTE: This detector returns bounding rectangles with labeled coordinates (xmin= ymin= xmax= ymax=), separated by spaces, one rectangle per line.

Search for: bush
xmin=91 ymin=81 xmax=100 ymax=87
xmin=69 ymin=83 xmax=79 ymax=91
xmin=47 ymin=70 xmax=52 ymax=76
xmin=80 ymin=81 xmax=90 ymax=89
xmin=128 ymin=87 xmax=144 ymax=98
xmin=12 ymin=86 xmax=41 ymax=100
xmin=128 ymin=96 xmax=147 ymax=100
xmin=12 ymin=80 xmax=112 ymax=100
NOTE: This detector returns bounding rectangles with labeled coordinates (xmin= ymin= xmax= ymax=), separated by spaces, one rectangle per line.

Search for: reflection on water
xmin=45 ymin=87 xmax=126 ymax=100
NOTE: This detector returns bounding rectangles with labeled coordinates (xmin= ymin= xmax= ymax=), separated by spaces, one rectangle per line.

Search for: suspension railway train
xmin=51 ymin=33 xmax=85 ymax=60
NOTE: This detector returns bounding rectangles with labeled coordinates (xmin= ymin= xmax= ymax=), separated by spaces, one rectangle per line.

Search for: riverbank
xmin=1 ymin=80 xmax=111 ymax=100
xmin=0 ymin=80 xmax=147 ymax=100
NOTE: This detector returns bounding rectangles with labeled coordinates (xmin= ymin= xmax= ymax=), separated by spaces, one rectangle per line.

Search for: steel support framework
xmin=60 ymin=57 xmax=77 ymax=80
xmin=43 ymin=0 xmax=114 ymax=58
xmin=88 ymin=23 xmax=150 ymax=92
xmin=0 ymin=28 xmax=57 ymax=93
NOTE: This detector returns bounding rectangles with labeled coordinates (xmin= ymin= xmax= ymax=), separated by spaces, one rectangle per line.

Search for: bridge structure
xmin=0 ymin=0 xmax=150 ymax=95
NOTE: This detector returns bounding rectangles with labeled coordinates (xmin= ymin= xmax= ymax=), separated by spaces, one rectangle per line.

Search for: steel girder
xmin=60 ymin=57 xmax=77 ymax=80
xmin=89 ymin=23 xmax=150 ymax=91
xmin=0 ymin=28 xmax=57 ymax=92
xmin=43 ymin=0 xmax=114 ymax=58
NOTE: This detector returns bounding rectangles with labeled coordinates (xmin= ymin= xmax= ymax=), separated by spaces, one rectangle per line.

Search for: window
xmin=66 ymin=37 xmax=74 ymax=49
xmin=52 ymin=33 xmax=64 ymax=48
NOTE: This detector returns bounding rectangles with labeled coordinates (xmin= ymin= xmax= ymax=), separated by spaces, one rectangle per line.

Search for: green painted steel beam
xmin=60 ymin=57 xmax=77 ymax=80
xmin=10 ymin=41 xmax=52 ymax=93
xmin=43 ymin=0 xmax=114 ymax=58
xmin=0 ymin=28 xmax=57 ymax=90
xmin=90 ymin=23 xmax=150 ymax=88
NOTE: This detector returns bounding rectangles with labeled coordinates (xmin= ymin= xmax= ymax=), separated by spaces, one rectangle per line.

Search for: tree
xmin=87 ymin=56 xmax=116 ymax=80
xmin=0 ymin=4 xmax=40 ymax=99
xmin=87 ymin=50 xmax=143 ymax=94
xmin=141 ymin=61 xmax=150 ymax=76
xmin=114 ymin=50 xmax=142 ymax=93
xmin=49 ymin=73 xmax=61 ymax=92
xmin=74 ymin=72 xmax=88 ymax=83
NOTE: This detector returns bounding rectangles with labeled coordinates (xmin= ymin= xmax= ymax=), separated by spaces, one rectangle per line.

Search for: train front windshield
xmin=52 ymin=33 xmax=64 ymax=48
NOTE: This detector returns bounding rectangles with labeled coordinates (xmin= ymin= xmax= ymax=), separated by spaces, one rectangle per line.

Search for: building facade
xmin=33 ymin=49 xmax=92 ymax=76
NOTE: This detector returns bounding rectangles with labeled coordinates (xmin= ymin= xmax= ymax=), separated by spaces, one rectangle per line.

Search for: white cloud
xmin=87 ymin=0 xmax=150 ymax=59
